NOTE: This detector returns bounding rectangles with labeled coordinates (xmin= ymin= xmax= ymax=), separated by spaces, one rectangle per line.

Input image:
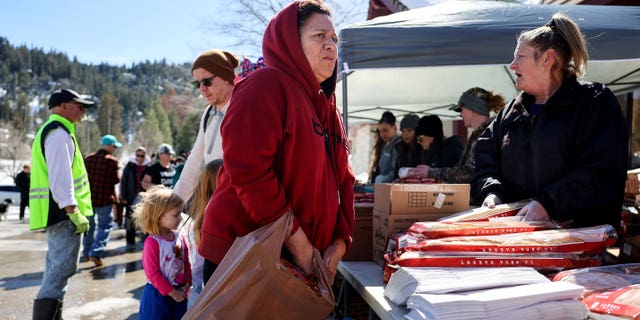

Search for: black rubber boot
xmin=55 ymin=299 xmax=63 ymax=320
xmin=125 ymin=218 xmax=136 ymax=245
xmin=33 ymin=298 xmax=62 ymax=320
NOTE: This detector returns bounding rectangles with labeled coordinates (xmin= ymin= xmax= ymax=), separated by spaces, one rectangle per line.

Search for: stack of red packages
xmin=381 ymin=201 xmax=619 ymax=282
xmin=354 ymin=191 xmax=374 ymax=205
xmin=389 ymin=224 xmax=616 ymax=266
xmin=438 ymin=200 xmax=531 ymax=222
xmin=553 ymin=263 xmax=640 ymax=319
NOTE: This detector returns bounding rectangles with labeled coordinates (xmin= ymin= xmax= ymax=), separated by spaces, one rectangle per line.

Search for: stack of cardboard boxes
xmin=342 ymin=203 xmax=374 ymax=261
xmin=620 ymin=169 xmax=640 ymax=263
xmin=371 ymin=183 xmax=470 ymax=266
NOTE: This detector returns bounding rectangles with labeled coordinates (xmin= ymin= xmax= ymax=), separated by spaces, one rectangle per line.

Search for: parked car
xmin=0 ymin=185 xmax=20 ymax=206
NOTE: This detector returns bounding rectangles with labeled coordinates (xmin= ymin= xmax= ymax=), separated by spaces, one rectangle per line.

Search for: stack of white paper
xmin=405 ymin=282 xmax=587 ymax=320
xmin=384 ymin=267 xmax=550 ymax=305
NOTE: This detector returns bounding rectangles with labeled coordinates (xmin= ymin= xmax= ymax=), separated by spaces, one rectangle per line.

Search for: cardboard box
xmin=343 ymin=205 xmax=373 ymax=261
xmin=371 ymin=210 xmax=453 ymax=266
xmin=373 ymin=183 xmax=470 ymax=215
xmin=354 ymin=204 xmax=373 ymax=218
xmin=343 ymin=217 xmax=372 ymax=261
xmin=625 ymin=168 xmax=640 ymax=196
xmin=618 ymin=235 xmax=640 ymax=263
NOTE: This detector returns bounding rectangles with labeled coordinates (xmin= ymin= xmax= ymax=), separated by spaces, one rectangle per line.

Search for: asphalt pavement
xmin=0 ymin=206 xmax=146 ymax=320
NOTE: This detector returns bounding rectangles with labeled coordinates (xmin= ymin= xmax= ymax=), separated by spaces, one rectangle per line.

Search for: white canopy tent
xmin=336 ymin=1 xmax=640 ymax=125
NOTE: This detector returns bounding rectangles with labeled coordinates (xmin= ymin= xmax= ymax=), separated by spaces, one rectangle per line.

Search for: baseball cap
xmin=48 ymin=89 xmax=95 ymax=109
xmin=157 ymin=143 xmax=175 ymax=155
xmin=450 ymin=90 xmax=490 ymax=116
xmin=101 ymin=135 xmax=122 ymax=148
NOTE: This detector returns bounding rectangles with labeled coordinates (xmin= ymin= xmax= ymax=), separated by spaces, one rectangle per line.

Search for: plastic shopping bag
xmin=183 ymin=210 xmax=335 ymax=320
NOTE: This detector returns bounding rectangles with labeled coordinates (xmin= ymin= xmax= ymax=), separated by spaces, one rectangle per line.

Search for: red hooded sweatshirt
xmin=199 ymin=1 xmax=356 ymax=265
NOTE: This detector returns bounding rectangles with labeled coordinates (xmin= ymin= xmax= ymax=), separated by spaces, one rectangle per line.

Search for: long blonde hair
xmin=188 ymin=159 xmax=223 ymax=245
xmin=133 ymin=185 xmax=184 ymax=235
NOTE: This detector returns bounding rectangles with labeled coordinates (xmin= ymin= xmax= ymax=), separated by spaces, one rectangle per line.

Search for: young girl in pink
xmin=134 ymin=185 xmax=191 ymax=320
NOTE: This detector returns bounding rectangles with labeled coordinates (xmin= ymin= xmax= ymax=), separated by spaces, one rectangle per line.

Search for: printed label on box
xmin=434 ymin=193 xmax=446 ymax=209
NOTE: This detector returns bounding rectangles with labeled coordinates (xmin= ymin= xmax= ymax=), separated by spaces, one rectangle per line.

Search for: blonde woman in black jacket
xmin=472 ymin=13 xmax=627 ymax=230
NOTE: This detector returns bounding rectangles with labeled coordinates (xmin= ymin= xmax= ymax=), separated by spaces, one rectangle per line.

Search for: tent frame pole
xmin=628 ymin=92 xmax=634 ymax=169
xmin=341 ymin=70 xmax=349 ymax=136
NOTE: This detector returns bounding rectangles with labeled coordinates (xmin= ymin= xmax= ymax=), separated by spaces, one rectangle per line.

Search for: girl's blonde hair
xmin=188 ymin=159 xmax=223 ymax=245
xmin=133 ymin=185 xmax=184 ymax=235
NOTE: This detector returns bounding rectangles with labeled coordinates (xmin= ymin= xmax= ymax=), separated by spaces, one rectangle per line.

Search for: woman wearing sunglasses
xmin=120 ymin=146 xmax=151 ymax=245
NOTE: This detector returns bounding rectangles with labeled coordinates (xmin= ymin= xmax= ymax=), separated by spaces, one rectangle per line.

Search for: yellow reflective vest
xmin=29 ymin=114 xmax=93 ymax=230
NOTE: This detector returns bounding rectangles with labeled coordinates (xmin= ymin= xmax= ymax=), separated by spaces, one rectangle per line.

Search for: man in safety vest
xmin=30 ymin=88 xmax=94 ymax=320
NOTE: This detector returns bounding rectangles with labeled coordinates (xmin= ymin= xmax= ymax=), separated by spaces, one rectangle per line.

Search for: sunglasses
xmin=67 ymin=101 xmax=88 ymax=110
xmin=191 ymin=75 xmax=217 ymax=89
xmin=136 ymin=154 xmax=145 ymax=158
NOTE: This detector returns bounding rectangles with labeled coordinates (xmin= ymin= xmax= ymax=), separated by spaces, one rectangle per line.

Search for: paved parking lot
xmin=0 ymin=206 xmax=146 ymax=320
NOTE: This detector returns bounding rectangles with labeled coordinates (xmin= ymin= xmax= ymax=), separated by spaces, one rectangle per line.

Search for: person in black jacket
xmin=14 ymin=164 xmax=30 ymax=222
xmin=472 ymin=13 xmax=627 ymax=230
xmin=395 ymin=114 xmax=422 ymax=178
xmin=415 ymin=115 xmax=464 ymax=169
xmin=119 ymin=146 xmax=151 ymax=244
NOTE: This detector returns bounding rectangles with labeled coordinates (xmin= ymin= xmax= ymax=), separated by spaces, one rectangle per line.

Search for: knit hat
xmin=450 ymin=90 xmax=490 ymax=116
xmin=191 ymin=49 xmax=240 ymax=84
xmin=415 ymin=115 xmax=443 ymax=139
xmin=400 ymin=114 xmax=420 ymax=130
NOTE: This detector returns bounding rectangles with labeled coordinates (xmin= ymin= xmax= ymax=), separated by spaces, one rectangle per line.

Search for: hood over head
xmin=262 ymin=1 xmax=337 ymax=100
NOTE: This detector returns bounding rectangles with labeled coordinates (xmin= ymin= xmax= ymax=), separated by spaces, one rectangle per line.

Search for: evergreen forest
xmin=0 ymin=37 xmax=206 ymax=177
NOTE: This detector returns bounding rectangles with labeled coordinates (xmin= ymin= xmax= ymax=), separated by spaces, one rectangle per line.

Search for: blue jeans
xmin=82 ymin=205 xmax=113 ymax=258
xmin=37 ymin=220 xmax=81 ymax=299
xmin=139 ymin=283 xmax=187 ymax=320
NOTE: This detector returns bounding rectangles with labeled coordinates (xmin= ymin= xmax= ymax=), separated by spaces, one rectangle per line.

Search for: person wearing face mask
xmin=472 ymin=13 xmax=627 ymax=229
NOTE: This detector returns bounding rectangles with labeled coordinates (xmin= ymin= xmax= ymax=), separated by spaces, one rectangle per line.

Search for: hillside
xmin=0 ymin=36 xmax=207 ymax=177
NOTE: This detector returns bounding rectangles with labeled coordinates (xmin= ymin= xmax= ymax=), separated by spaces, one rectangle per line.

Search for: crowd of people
xmin=22 ymin=1 xmax=628 ymax=319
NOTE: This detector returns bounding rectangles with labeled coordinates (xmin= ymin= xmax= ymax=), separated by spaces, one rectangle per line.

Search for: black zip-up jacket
xmin=472 ymin=77 xmax=627 ymax=229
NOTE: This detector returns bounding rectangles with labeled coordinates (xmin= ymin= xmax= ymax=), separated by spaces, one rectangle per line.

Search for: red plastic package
xmin=408 ymin=220 xmax=559 ymax=239
xmin=582 ymin=284 xmax=640 ymax=319
xmin=405 ymin=225 xmax=617 ymax=255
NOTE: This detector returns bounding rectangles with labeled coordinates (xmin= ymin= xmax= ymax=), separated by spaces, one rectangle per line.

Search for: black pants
xmin=203 ymin=259 xmax=218 ymax=285
xmin=19 ymin=193 xmax=28 ymax=220
xmin=124 ymin=205 xmax=137 ymax=245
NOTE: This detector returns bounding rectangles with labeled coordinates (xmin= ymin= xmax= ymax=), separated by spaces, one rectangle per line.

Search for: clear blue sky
xmin=0 ymin=0 xmax=368 ymax=66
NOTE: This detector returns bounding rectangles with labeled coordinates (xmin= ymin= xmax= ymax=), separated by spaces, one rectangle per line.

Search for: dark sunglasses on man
xmin=191 ymin=75 xmax=217 ymax=89
xmin=65 ymin=101 xmax=88 ymax=110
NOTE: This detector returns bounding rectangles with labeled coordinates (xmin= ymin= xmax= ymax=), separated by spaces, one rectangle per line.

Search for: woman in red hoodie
xmin=199 ymin=0 xmax=355 ymax=285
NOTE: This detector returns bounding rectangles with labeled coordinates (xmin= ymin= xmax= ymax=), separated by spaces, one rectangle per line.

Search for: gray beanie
xmin=400 ymin=114 xmax=420 ymax=130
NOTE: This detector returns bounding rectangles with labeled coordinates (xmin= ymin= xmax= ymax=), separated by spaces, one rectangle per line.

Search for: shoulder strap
xmin=203 ymin=105 xmax=214 ymax=133
xmin=40 ymin=121 xmax=72 ymax=162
